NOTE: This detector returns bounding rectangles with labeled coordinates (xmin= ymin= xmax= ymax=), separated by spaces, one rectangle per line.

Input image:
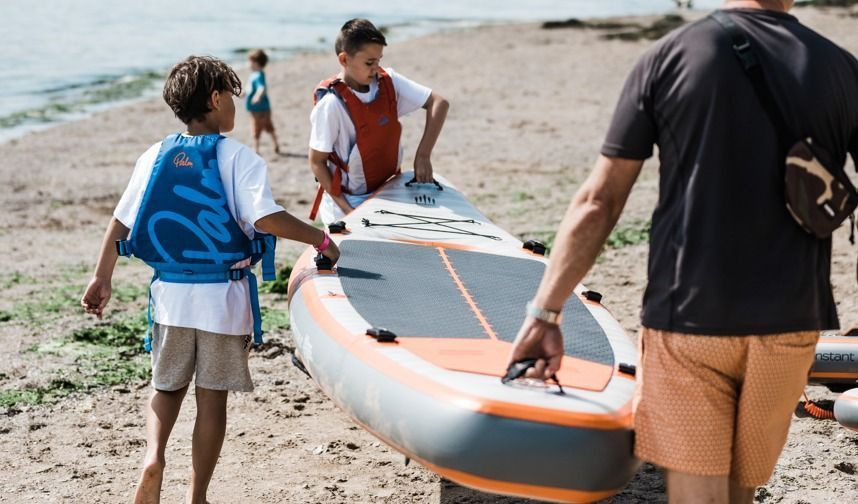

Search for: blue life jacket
xmin=116 ymin=133 xmax=276 ymax=350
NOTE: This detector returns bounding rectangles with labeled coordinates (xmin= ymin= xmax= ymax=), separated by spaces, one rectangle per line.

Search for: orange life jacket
xmin=309 ymin=68 xmax=401 ymax=220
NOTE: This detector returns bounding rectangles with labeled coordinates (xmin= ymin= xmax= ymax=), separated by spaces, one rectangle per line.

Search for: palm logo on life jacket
xmin=309 ymin=68 xmax=402 ymax=220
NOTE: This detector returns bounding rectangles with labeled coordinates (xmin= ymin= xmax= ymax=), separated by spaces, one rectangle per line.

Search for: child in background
xmin=247 ymin=49 xmax=280 ymax=154
xmin=81 ymin=55 xmax=338 ymax=504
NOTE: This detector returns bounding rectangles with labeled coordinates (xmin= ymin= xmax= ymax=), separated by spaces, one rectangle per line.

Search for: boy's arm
xmin=413 ymin=91 xmax=450 ymax=183
xmin=309 ymin=148 xmax=353 ymax=214
xmin=255 ymin=211 xmax=340 ymax=264
xmin=81 ymin=217 xmax=130 ymax=319
xmin=251 ymin=85 xmax=266 ymax=105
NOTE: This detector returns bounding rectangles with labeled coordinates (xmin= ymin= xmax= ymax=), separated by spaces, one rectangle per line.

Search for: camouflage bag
xmin=785 ymin=139 xmax=857 ymax=239
xmin=712 ymin=10 xmax=858 ymax=239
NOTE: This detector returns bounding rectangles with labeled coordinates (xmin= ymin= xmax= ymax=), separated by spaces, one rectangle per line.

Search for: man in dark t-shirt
xmin=509 ymin=1 xmax=858 ymax=502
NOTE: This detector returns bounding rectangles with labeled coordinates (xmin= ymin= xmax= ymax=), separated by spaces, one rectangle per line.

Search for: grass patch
xmin=521 ymin=219 xmax=650 ymax=257
xmin=1 ymin=279 xmax=145 ymax=327
xmin=5 ymin=283 xmax=84 ymax=325
xmin=261 ymin=306 xmax=290 ymax=333
xmin=0 ymin=271 xmax=35 ymax=289
xmin=112 ymin=282 xmax=148 ymax=303
xmin=0 ymin=314 xmax=150 ymax=412
xmin=259 ymin=265 xmax=292 ymax=295
xmin=606 ymin=220 xmax=650 ymax=249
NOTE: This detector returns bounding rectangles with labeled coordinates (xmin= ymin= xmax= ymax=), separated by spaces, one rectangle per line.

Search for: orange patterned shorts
xmin=633 ymin=328 xmax=819 ymax=487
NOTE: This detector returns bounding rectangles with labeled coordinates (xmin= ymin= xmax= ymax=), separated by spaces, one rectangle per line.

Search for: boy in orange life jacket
xmin=308 ymin=18 xmax=449 ymax=224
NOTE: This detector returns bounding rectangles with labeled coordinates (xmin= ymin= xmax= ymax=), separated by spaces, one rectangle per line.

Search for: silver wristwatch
xmin=525 ymin=301 xmax=562 ymax=325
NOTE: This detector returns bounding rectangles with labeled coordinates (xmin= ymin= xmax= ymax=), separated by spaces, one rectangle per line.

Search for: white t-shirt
xmin=308 ymin=67 xmax=431 ymax=195
xmin=114 ymin=136 xmax=285 ymax=335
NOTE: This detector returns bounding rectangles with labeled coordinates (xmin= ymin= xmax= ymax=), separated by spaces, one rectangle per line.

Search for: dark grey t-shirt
xmin=602 ymin=9 xmax=858 ymax=335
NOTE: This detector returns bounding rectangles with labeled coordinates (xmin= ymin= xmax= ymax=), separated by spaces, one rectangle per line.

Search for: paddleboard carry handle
xmin=328 ymin=221 xmax=348 ymax=234
xmin=405 ymin=176 xmax=443 ymax=191
xmin=366 ymin=327 xmax=397 ymax=343
xmin=315 ymin=253 xmax=333 ymax=272
xmin=582 ymin=290 xmax=603 ymax=303
xmin=502 ymin=359 xmax=564 ymax=394
xmin=522 ymin=239 xmax=546 ymax=256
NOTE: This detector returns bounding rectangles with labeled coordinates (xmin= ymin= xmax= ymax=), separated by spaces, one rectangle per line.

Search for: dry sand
xmin=1 ymin=6 xmax=857 ymax=503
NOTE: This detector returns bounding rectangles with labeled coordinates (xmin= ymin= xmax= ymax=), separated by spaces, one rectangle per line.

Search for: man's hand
xmin=81 ymin=277 xmax=112 ymax=319
xmin=507 ymin=317 xmax=565 ymax=381
xmin=413 ymin=154 xmax=433 ymax=183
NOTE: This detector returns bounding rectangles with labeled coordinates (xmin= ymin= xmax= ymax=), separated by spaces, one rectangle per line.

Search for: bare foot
xmin=134 ymin=462 xmax=164 ymax=504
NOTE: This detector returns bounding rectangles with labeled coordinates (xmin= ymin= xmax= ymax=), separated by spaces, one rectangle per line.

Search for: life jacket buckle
xmin=228 ymin=269 xmax=245 ymax=281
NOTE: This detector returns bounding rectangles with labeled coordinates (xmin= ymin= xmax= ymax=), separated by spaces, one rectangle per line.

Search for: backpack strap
xmin=710 ymin=10 xmax=795 ymax=145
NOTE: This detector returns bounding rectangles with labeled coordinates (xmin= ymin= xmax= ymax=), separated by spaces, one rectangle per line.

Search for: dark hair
xmin=162 ymin=56 xmax=242 ymax=125
xmin=248 ymin=49 xmax=269 ymax=68
xmin=335 ymin=18 xmax=387 ymax=56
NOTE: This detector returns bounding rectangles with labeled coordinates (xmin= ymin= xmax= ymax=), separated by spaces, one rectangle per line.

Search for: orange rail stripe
xmin=808 ymin=371 xmax=858 ymax=379
xmin=335 ymin=398 xmax=624 ymax=503
xmin=436 ymin=247 xmax=498 ymax=341
xmin=298 ymin=277 xmax=633 ymax=430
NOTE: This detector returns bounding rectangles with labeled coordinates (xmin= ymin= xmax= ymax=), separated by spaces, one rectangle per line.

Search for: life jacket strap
xmin=155 ymin=268 xmax=247 ymax=283
xmin=257 ymin=235 xmax=277 ymax=281
xmin=116 ymin=239 xmax=132 ymax=257
xmin=247 ymin=270 xmax=264 ymax=345
xmin=143 ymin=273 xmax=156 ymax=352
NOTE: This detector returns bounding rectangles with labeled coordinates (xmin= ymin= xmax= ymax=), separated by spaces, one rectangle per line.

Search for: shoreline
xmin=0 ymin=5 xmax=721 ymax=146
xmin=1 ymin=7 xmax=857 ymax=503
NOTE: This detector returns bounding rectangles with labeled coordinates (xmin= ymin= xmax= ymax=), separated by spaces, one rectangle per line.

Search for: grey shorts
xmin=150 ymin=323 xmax=254 ymax=392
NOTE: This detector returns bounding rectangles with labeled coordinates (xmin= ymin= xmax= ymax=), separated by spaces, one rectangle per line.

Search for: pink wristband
xmin=315 ymin=233 xmax=331 ymax=252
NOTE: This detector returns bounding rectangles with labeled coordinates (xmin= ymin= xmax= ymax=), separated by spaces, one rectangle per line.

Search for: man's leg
xmin=135 ymin=386 xmax=188 ymax=504
xmin=186 ymin=386 xmax=228 ymax=504
xmin=730 ymin=332 xmax=818 ymax=497
xmin=666 ymin=471 xmax=728 ymax=503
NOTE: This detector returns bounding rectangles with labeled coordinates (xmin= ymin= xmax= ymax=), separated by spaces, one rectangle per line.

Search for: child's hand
xmin=81 ymin=277 xmax=112 ymax=319
xmin=414 ymin=155 xmax=434 ymax=183
xmin=322 ymin=240 xmax=340 ymax=266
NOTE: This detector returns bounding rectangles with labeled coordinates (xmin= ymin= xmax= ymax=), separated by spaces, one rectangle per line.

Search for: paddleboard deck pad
xmin=288 ymin=173 xmax=639 ymax=503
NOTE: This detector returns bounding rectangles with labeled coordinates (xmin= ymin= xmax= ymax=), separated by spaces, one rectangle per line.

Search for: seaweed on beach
xmin=541 ymin=15 xmax=687 ymax=42
xmin=601 ymin=15 xmax=687 ymax=41
xmin=0 ymin=314 xmax=150 ymax=413
xmin=541 ymin=19 xmax=641 ymax=30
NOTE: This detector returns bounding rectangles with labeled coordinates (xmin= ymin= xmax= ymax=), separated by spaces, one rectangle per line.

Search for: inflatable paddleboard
xmin=808 ymin=332 xmax=858 ymax=392
xmin=808 ymin=331 xmax=858 ymax=432
xmin=288 ymin=173 xmax=639 ymax=503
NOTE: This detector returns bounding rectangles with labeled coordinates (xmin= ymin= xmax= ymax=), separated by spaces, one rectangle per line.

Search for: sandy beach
xmin=1 ymin=5 xmax=857 ymax=503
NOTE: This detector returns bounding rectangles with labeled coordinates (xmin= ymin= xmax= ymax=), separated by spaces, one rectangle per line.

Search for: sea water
xmin=0 ymin=0 xmax=722 ymax=142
